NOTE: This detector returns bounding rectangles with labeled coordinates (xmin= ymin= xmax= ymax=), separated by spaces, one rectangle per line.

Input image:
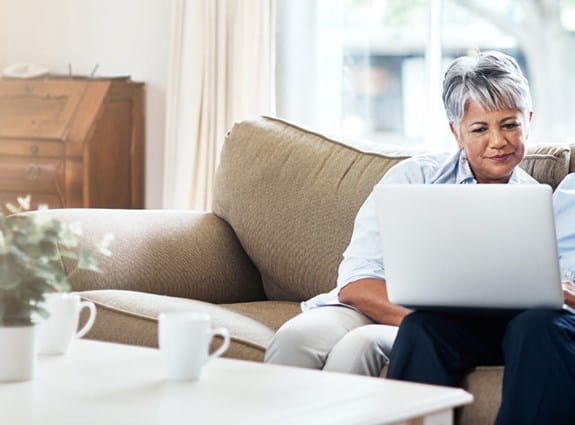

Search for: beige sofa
xmin=56 ymin=117 xmax=574 ymax=425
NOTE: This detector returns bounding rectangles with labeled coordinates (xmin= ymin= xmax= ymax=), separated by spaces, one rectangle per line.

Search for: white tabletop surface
xmin=0 ymin=340 xmax=472 ymax=425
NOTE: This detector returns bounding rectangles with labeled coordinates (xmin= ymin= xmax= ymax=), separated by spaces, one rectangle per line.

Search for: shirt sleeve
xmin=553 ymin=173 xmax=575 ymax=282
xmin=336 ymin=159 xmax=426 ymax=289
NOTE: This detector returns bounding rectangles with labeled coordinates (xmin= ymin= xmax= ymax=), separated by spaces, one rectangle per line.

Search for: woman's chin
xmin=483 ymin=171 xmax=514 ymax=184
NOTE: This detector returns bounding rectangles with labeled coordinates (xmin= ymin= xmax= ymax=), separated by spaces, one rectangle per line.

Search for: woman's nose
xmin=488 ymin=130 xmax=507 ymax=148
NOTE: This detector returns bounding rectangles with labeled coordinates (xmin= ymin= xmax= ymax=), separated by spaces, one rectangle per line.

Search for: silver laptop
xmin=374 ymin=184 xmax=564 ymax=310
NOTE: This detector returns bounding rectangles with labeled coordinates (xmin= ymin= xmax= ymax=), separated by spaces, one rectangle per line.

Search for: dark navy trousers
xmin=386 ymin=309 xmax=575 ymax=425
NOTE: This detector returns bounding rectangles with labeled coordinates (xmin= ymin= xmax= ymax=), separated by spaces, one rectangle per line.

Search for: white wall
xmin=0 ymin=0 xmax=172 ymax=208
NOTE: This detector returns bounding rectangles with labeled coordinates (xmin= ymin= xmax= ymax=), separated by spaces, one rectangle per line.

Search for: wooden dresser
xmin=0 ymin=78 xmax=144 ymax=209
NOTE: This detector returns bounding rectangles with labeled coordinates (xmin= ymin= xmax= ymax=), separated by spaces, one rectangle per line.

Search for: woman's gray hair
xmin=442 ymin=51 xmax=532 ymax=125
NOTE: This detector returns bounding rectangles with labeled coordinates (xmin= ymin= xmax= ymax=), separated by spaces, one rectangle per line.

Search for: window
xmin=276 ymin=0 xmax=575 ymax=150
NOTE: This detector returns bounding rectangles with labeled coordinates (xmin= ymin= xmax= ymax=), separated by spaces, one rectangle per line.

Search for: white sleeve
xmin=553 ymin=173 xmax=575 ymax=281
xmin=336 ymin=159 xmax=426 ymax=289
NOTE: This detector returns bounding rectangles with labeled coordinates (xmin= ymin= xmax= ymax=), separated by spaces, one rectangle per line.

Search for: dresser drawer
xmin=0 ymin=191 xmax=63 ymax=209
xmin=0 ymin=139 xmax=64 ymax=158
xmin=0 ymin=157 xmax=64 ymax=192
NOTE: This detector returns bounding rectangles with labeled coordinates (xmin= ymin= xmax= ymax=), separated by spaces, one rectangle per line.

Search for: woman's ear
xmin=450 ymin=122 xmax=464 ymax=149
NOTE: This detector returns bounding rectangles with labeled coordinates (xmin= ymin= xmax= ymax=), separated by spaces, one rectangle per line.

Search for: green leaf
xmin=17 ymin=195 xmax=31 ymax=211
xmin=0 ymin=261 xmax=23 ymax=290
xmin=98 ymin=233 xmax=114 ymax=257
xmin=26 ymin=286 xmax=49 ymax=298
xmin=38 ymin=241 xmax=59 ymax=259
xmin=51 ymin=280 xmax=71 ymax=292
xmin=31 ymin=209 xmax=54 ymax=231
xmin=57 ymin=222 xmax=83 ymax=250
xmin=5 ymin=202 xmax=21 ymax=214
xmin=8 ymin=245 xmax=30 ymax=266
xmin=32 ymin=265 xmax=66 ymax=285
xmin=58 ymin=228 xmax=80 ymax=249
xmin=59 ymin=249 xmax=79 ymax=260
xmin=8 ymin=307 xmax=35 ymax=326
xmin=0 ymin=276 xmax=21 ymax=290
xmin=78 ymin=248 xmax=101 ymax=272
xmin=0 ymin=231 xmax=7 ymax=255
xmin=34 ymin=304 xmax=50 ymax=320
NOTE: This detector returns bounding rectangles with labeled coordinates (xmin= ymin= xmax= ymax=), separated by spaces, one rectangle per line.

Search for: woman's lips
xmin=487 ymin=152 xmax=514 ymax=163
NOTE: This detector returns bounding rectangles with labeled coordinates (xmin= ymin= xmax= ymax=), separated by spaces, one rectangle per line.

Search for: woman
xmin=266 ymin=51 xmax=575 ymax=424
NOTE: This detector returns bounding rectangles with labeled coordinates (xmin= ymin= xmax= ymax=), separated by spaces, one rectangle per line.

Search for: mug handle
xmin=75 ymin=301 xmax=97 ymax=339
xmin=208 ymin=328 xmax=230 ymax=359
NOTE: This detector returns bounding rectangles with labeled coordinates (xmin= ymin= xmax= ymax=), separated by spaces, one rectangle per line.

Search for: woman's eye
xmin=503 ymin=123 xmax=520 ymax=130
xmin=471 ymin=127 xmax=487 ymax=133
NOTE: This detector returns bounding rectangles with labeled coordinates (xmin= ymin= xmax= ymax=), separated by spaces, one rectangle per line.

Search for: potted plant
xmin=0 ymin=196 xmax=112 ymax=382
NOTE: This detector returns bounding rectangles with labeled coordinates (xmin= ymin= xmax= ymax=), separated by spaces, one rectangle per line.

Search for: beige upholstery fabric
xmin=221 ymin=300 xmax=303 ymax=333
xmin=213 ymin=117 xmax=410 ymax=301
xmin=80 ymin=290 xmax=300 ymax=362
xmin=45 ymin=209 xmax=265 ymax=303
xmin=520 ymin=145 xmax=571 ymax=189
xmin=460 ymin=367 xmax=503 ymax=425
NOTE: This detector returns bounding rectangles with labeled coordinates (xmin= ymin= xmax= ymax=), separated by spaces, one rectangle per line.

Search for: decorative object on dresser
xmin=0 ymin=77 xmax=144 ymax=209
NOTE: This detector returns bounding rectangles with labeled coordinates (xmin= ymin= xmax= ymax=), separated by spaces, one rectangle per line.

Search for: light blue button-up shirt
xmin=302 ymin=149 xmax=538 ymax=311
xmin=553 ymin=173 xmax=575 ymax=283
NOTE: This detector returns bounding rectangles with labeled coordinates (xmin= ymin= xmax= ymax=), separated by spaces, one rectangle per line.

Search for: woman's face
xmin=451 ymin=100 xmax=532 ymax=184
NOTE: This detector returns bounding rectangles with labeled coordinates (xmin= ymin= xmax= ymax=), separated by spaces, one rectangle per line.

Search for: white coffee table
xmin=0 ymin=340 xmax=472 ymax=425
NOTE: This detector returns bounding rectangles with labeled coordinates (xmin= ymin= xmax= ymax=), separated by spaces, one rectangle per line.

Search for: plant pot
xmin=0 ymin=325 xmax=37 ymax=382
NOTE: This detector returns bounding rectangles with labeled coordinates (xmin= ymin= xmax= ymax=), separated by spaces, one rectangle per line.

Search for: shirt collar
xmin=456 ymin=149 xmax=525 ymax=185
xmin=455 ymin=150 xmax=477 ymax=184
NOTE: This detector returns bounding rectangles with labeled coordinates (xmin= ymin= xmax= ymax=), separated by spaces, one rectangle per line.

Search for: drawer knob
xmin=30 ymin=145 xmax=39 ymax=155
xmin=25 ymin=165 xmax=41 ymax=181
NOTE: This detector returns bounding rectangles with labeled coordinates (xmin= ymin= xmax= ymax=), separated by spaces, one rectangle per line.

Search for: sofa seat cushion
xmin=220 ymin=300 xmax=302 ymax=333
xmin=79 ymin=290 xmax=301 ymax=362
xmin=459 ymin=366 xmax=503 ymax=425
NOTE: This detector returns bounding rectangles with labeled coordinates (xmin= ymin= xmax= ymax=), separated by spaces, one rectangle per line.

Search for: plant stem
xmin=66 ymin=265 xmax=80 ymax=282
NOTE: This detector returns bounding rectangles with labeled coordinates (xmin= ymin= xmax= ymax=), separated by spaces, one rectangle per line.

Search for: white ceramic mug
xmin=158 ymin=312 xmax=230 ymax=381
xmin=37 ymin=293 xmax=97 ymax=355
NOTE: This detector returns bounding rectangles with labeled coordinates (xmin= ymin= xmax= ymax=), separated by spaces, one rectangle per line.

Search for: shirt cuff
xmin=337 ymin=273 xmax=387 ymax=290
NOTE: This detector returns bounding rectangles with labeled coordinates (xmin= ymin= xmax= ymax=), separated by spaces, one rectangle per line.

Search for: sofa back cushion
xmin=213 ymin=117 xmax=572 ymax=301
xmin=520 ymin=144 xmax=571 ymax=187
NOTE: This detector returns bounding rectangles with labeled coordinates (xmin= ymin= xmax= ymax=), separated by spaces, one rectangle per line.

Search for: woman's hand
xmin=338 ymin=278 xmax=411 ymax=326
xmin=563 ymin=281 xmax=575 ymax=309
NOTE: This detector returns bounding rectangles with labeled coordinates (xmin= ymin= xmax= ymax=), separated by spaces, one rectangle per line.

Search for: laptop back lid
xmin=375 ymin=184 xmax=563 ymax=310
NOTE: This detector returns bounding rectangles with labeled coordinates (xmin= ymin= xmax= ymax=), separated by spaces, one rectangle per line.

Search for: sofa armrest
xmin=45 ymin=209 xmax=265 ymax=303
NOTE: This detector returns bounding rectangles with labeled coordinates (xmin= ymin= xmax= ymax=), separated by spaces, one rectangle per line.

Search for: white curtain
xmin=163 ymin=0 xmax=276 ymax=210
